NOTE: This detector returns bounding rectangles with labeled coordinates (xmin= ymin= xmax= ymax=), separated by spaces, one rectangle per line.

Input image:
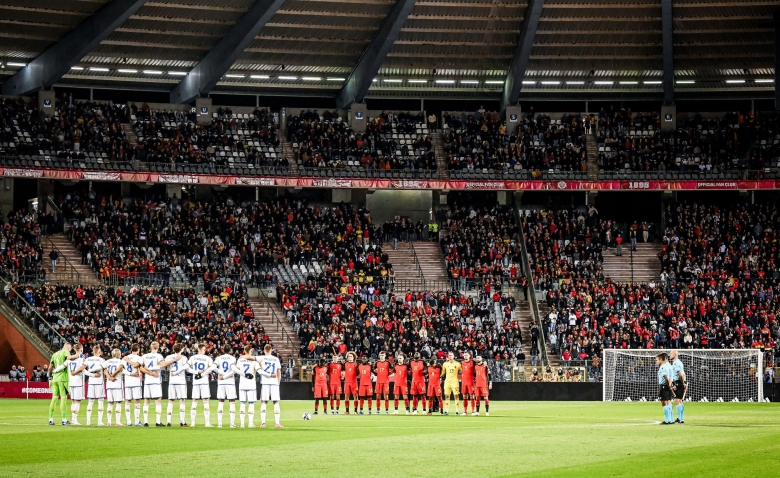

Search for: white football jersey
xmin=189 ymin=354 xmax=214 ymax=385
xmin=214 ymin=354 xmax=237 ymax=385
xmin=123 ymin=354 xmax=142 ymax=387
xmin=166 ymin=354 xmax=189 ymax=385
xmin=104 ymin=358 xmax=124 ymax=389
xmin=84 ymin=356 xmax=106 ymax=385
xmin=142 ymin=352 xmax=165 ymax=384
xmin=236 ymin=358 xmax=260 ymax=390
xmin=66 ymin=356 xmax=85 ymax=387
xmin=256 ymin=355 xmax=281 ymax=386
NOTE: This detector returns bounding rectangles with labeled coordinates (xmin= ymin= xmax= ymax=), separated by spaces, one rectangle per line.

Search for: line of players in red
xmin=311 ymin=351 xmax=492 ymax=416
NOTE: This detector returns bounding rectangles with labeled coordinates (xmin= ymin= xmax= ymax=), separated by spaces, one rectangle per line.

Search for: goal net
xmin=603 ymin=349 xmax=763 ymax=402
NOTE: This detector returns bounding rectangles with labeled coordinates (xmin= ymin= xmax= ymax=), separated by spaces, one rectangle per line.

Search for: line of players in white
xmin=52 ymin=341 xmax=283 ymax=428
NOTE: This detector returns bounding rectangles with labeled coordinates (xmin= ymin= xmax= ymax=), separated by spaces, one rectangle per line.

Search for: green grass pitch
xmin=0 ymin=399 xmax=778 ymax=477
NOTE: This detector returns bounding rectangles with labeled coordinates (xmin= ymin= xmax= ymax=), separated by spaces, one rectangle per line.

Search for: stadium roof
xmin=0 ymin=0 xmax=778 ymax=103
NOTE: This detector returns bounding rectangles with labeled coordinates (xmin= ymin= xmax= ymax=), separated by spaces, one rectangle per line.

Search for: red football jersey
xmin=328 ymin=362 xmax=343 ymax=382
xmin=358 ymin=364 xmax=373 ymax=387
xmin=410 ymin=360 xmax=426 ymax=383
xmin=314 ymin=365 xmax=329 ymax=385
xmin=461 ymin=360 xmax=475 ymax=384
xmin=394 ymin=364 xmax=408 ymax=384
xmin=475 ymin=363 xmax=490 ymax=388
xmin=375 ymin=361 xmax=391 ymax=383
xmin=344 ymin=362 xmax=358 ymax=384
xmin=427 ymin=366 xmax=441 ymax=383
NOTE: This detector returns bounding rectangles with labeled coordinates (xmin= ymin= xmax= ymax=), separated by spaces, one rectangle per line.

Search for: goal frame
xmin=602 ymin=349 xmax=763 ymax=402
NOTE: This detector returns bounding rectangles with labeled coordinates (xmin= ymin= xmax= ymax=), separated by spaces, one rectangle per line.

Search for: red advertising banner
xmin=0 ymin=381 xmax=53 ymax=399
xmin=0 ymin=166 xmax=778 ymax=191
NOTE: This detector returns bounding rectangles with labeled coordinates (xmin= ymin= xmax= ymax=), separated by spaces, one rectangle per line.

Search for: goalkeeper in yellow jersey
xmin=441 ymin=352 xmax=462 ymax=415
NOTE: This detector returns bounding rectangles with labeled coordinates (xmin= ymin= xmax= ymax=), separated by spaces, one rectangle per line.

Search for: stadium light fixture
xmin=7 ymin=62 xmax=26 ymax=67
xmin=408 ymin=80 xmax=427 ymax=83
xmin=144 ymin=70 xmax=163 ymax=75
xmin=168 ymin=71 xmax=188 ymax=76
xmin=251 ymin=75 xmax=270 ymax=79
xmin=484 ymin=81 xmax=504 ymax=84
xmin=541 ymin=81 xmax=560 ymax=85
xmin=435 ymin=80 xmax=455 ymax=84
xmin=725 ymin=80 xmax=745 ymax=84
xmin=460 ymin=80 xmax=479 ymax=84
xmin=643 ymin=81 xmax=662 ymax=84
xmin=225 ymin=74 xmax=244 ymax=78
xmin=566 ymin=81 xmax=585 ymax=85
xmin=619 ymin=81 xmax=638 ymax=85
xmin=70 ymin=66 xmax=84 ymax=71
xmin=278 ymin=76 xmax=298 ymax=80
xmin=327 ymin=77 xmax=345 ymax=81
xmin=522 ymin=81 xmax=536 ymax=85
xmin=383 ymin=79 xmax=402 ymax=83
xmin=755 ymin=79 xmax=774 ymax=83
xmin=676 ymin=80 xmax=694 ymax=84
xmin=117 ymin=69 xmax=138 ymax=74
xmin=302 ymin=77 xmax=321 ymax=81
xmin=594 ymin=81 xmax=613 ymax=85
xmin=90 ymin=67 xmax=110 ymax=72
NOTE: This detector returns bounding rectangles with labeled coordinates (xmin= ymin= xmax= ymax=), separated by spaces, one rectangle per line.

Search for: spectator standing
xmin=49 ymin=249 xmax=58 ymax=273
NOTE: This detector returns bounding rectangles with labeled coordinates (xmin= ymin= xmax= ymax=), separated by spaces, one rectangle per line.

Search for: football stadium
xmin=1 ymin=0 xmax=780 ymax=476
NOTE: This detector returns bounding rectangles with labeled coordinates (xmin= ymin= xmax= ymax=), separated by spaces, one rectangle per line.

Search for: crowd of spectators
xmin=287 ymin=110 xmax=436 ymax=174
xmin=6 ymin=281 xmax=282 ymax=360
xmin=0 ymin=208 xmax=61 ymax=282
xmin=443 ymin=112 xmax=586 ymax=176
xmin=523 ymin=201 xmax=780 ymax=368
xmin=59 ymin=191 xmax=378 ymax=288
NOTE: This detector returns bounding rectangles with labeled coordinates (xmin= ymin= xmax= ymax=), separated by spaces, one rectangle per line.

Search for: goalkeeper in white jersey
xmin=214 ymin=344 xmax=238 ymax=428
xmin=242 ymin=344 xmax=283 ymax=428
xmin=165 ymin=343 xmax=190 ymax=427
xmin=235 ymin=345 xmax=278 ymax=428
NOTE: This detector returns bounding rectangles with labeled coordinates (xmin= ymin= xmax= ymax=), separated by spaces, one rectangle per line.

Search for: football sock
xmin=336 ymin=398 xmax=340 ymax=411
xmin=394 ymin=398 xmax=399 ymax=409
xmin=179 ymin=402 xmax=186 ymax=424
xmin=60 ymin=397 xmax=68 ymax=420
xmin=203 ymin=401 xmax=211 ymax=425
xmin=385 ymin=399 xmax=389 ymax=411
xmin=97 ymin=400 xmax=104 ymax=424
xmin=404 ymin=398 xmax=409 ymax=410
xmin=260 ymin=404 xmax=267 ymax=425
xmin=167 ymin=402 xmax=174 ymax=424
xmin=115 ymin=404 xmax=122 ymax=424
xmin=134 ymin=403 xmax=141 ymax=423
xmin=86 ymin=399 xmax=94 ymax=424
xmin=48 ymin=396 xmax=57 ymax=419
xmin=190 ymin=400 xmax=199 ymax=425
xmin=273 ymin=403 xmax=281 ymax=425
xmin=72 ymin=402 xmax=80 ymax=422
xmin=125 ymin=402 xmax=131 ymax=424
xmin=107 ymin=403 xmax=113 ymax=425
xmin=677 ymin=404 xmax=684 ymax=421
xmin=329 ymin=398 xmax=334 ymax=410
xmin=445 ymin=398 xmax=449 ymax=413
xmin=454 ymin=399 xmax=459 ymax=414
xmin=229 ymin=402 xmax=236 ymax=426
xmin=240 ymin=403 xmax=246 ymax=427
xmin=359 ymin=399 xmax=364 ymax=410
xmin=315 ymin=401 xmax=319 ymax=412
xmin=368 ymin=399 xmax=372 ymax=411
xmin=421 ymin=397 xmax=427 ymax=411
xmin=155 ymin=403 xmax=161 ymax=424
xmin=471 ymin=399 xmax=476 ymax=412
xmin=248 ymin=403 xmax=255 ymax=426
xmin=218 ymin=402 xmax=224 ymax=426
xmin=476 ymin=398 xmax=481 ymax=412
xmin=485 ymin=400 xmax=489 ymax=413
xmin=413 ymin=397 xmax=418 ymax=410
xmin=143 ymin=404 xmax=149 ymax=424
xmin=353 ymin=400 xmax=358 ymax=412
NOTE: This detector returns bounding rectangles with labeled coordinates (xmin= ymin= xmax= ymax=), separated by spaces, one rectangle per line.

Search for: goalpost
xmin=603 ymin=349 xmax=763 ymax=402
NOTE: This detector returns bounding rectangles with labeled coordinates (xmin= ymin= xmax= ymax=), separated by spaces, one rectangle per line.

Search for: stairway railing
xmin=44 ymin=236 xmax=81 ymax=284
xmin=515 ymin=207 xmax=549 ymax=366
xmin=257 ymin=289 xmax=295 ymax=350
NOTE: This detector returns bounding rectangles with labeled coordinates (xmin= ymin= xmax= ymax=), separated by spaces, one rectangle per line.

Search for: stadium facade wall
xmin=0 ymin=312 xmax=48 ymax=374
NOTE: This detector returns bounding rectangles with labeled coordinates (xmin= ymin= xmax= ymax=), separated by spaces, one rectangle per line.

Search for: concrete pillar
xmin=513 ymin=191 xmax=524 ymax=210
xmin=0 ymin=178 xmax=14 ymax=222
xmin=38 ymin=90 xmax=55 ymax=118
xmin=37 ymin=180 xmax=54 ymax=211
xmin=196 ymin=98 xmax=213 ymax=124
xmin=505 ymin=106 xmax=521 ymax=135
xmin=497 ymin=190 xmax=509 ymax=205
xmin=350 ymin=103 xmax=367 ymax=133
xmin=587 ymin=190 xmax=598 ymax=206
xmin=332 ymin=189 xmax=352 ymax=203
xmin=120 ymin=182 xmax=131 ymax=198
xmin=661 ymin=105 xmax=676 ymax=132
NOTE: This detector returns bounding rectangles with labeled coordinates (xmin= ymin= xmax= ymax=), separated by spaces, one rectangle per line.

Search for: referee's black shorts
xmin=673 ymin=380 xmax=685 ymax=400
xmin=659 ymin=384 xmax=673 ymax=401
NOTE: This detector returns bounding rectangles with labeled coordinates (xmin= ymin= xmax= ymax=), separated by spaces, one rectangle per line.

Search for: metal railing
xmin=258 ymin=288 xmax=296 ymax=351
xmin=0 ymin=275 xmax=64 ymax=354
xmin=43 ymin=236 xmax=80 ymax=284
xmin=409 ymin=242 xmax=425 ymax=282
xmin=516 ymin=208 xmax=549 ymax=367
xmin=597 ymin=169 xmax=779 ymax=181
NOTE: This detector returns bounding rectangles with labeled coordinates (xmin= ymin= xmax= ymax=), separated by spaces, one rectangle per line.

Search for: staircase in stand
xmin=385 ymin=242 xmax=424 ymax=290
xmin=121 ymin=123 xmax=138 ymax=147
xmin=45 ymin=234 xmax=103 ymax=285
xmin=278 ymin=136 xmax=299 ymax=175
xmin=601 ymin=242 xmax=662 ymax=284
xmin=411 ymin=242 xmax=449 ymax=284
xmin=585 ymin=132 xmax=599 ymax=180
xmin=514 ymin=298 xmax=534 ymax=358
xmin=433 ymin=134 xmax=448 ymax=179
xmin=248 ymin=297 xmax=300 ymax=363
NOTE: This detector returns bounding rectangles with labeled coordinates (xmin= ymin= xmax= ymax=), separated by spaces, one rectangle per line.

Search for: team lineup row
xmin=47 ymin=342 xmax=283 ymax=429
xmin=310 ymin=351 xmax=493 ymax=416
